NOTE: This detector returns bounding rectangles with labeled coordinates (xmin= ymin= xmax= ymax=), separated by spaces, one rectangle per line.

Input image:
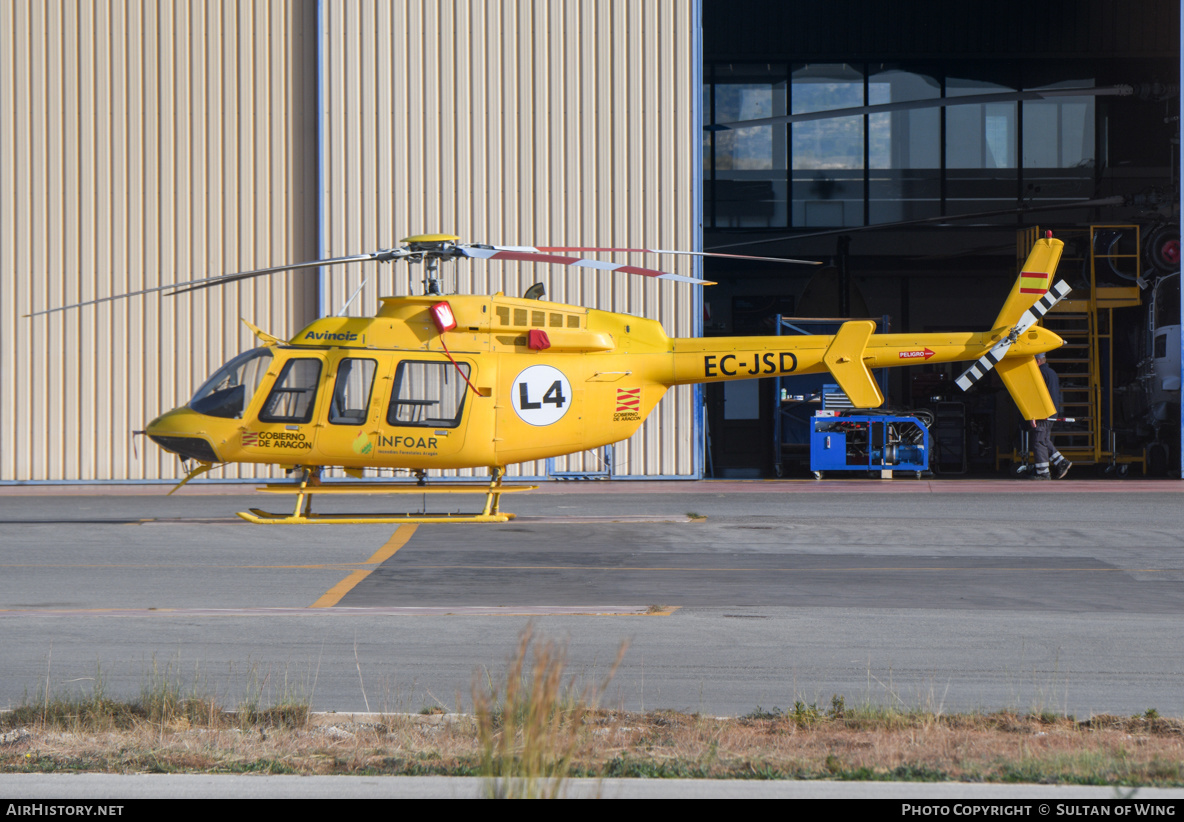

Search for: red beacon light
xmin=430 ymin=301 xmax=457 ymax=333
xmin=429 ymin=300 xmax=483 ymax=398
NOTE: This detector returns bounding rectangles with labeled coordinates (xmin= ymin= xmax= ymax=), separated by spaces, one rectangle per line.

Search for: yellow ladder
xmin=1044 ymin=225 xmax=1143 ymax=469
xmin=1043 ymin=307 xmax=1096 ymax=455
xmin=1003 ymin=226 xmax=1144 ymax=472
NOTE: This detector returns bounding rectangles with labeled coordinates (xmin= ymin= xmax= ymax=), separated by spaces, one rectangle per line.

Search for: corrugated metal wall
xmin=1 ymin=0 xmax=319 ymax=481
xmin=1 ymin=0 xmax=701 ymax=482
xmin=319 ymin=0 xmax=702 ymax=479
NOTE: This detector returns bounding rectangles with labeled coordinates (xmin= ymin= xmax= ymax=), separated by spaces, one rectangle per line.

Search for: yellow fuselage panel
xmin=146 ymin=294 xmax=1062 ymax=472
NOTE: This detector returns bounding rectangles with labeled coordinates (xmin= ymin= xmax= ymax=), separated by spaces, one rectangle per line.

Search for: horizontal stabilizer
xmin=995 ymin=356 xmax=1056 ymax=421
xmin=823 ymin=321 xmax=884 ymax=408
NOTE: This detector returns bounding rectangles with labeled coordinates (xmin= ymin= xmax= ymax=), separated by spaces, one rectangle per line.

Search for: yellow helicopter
xmin=29 ymin=233 xmax=1069 ymax=524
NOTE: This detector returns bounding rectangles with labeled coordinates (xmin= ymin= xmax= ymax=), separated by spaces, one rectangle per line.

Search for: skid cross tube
xmin=237 ymin=468 xmax=536 ymax=524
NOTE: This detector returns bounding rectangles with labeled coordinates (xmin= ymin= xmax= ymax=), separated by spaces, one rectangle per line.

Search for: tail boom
xmin=669 ymin=328 xmax=1058 ymax=388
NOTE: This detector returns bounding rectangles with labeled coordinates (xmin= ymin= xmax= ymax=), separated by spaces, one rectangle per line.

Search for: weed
xmin=238 ymin=704 xmax=310 ymax=730
xmin=791 ymin=700 xmax=821 ymax=727
xmin=473 ymin=625 xmax=625 ymax=799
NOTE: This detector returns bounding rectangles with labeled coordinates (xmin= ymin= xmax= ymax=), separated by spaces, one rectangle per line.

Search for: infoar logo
xmin=351 ymin=432 xmax=373 ymax=455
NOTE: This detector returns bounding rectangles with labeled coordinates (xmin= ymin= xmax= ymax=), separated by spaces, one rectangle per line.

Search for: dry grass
xmin=3 ymin=642 xmax=1184 ymax=788
xmin=4 ymin=707 xmax=1184 ymax=786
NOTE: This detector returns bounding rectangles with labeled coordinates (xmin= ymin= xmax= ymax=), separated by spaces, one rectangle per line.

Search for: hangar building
xmin=1 ymin=0 xmax=1178 ymax=482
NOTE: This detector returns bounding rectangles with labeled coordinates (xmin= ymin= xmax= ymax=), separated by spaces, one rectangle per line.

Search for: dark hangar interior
xmin=700 ymin=0 xmax=1180 ymax=478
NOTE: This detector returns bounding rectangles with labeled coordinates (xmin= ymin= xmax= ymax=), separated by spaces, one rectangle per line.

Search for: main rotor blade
xmin=25 ymin=250 xmax=406 ymax=317
xmin=490 ymin=244 xmax=820 ymax=266
xmin=458 ymin=246 xmax=714 ymax=285
xmin=164 ymin=250 xmax=409 ymax=297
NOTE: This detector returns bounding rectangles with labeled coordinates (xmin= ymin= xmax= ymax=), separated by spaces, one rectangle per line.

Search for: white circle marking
xmin=511 ymin=365 xmax=572 ymax=426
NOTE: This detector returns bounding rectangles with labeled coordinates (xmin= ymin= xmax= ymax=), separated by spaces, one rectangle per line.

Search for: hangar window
xmin=388 ymin=360 xmax=471 ymax=428
xmin=704 ymin=63 xmax=1100 ymax=229
xmin=868 ymin=69 xmax=941 ymax=223
xmin=1022 ymin=80 xmax=1097 ymax=205
xmin=791 ymin=63 xmax=864 ymax=227
xmin=705 ymin=63 xmax=788 ymax=228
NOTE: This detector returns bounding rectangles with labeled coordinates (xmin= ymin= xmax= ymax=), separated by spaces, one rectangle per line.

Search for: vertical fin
xmin=991 ymin=237 xmax=1065 ymax=332
xmin=996 ymin=357 xmax=1057 ymax=421
xmin=823 ymin=320 xmax=884 ymax=408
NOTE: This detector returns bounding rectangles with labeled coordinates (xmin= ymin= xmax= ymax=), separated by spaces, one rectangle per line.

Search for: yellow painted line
xmin=362 ymin=525 xmax=418 ymax=565
xmin=310 ymin=525 xmax=417 ymax=609
xmin=310 ymin=570 xmax=371 ymax=609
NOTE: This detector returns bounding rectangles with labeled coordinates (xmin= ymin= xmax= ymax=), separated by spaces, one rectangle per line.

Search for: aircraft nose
xmin=145 ymin=407 xmax=221 ymax=463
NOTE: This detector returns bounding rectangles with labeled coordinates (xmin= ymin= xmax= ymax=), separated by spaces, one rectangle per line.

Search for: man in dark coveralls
xmin=1032 ymin=352 xmax=1072 ymax=479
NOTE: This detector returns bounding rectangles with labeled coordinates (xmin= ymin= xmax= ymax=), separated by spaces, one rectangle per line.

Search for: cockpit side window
xmin=259 ymin=359 xmax=323 ymax=424
xmin=329 ymin=359 xmax=378 ymax=425
xmin=189 ymin=348 xmax=274 ymax=419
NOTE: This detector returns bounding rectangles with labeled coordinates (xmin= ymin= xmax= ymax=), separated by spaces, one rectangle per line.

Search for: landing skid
xmin=237 ymin=469 xmax=536 ymax=525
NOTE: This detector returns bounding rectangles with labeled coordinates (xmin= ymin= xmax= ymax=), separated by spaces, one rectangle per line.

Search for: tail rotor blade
xmin=955 ymin=345 xmax=1010 ymax=391
xmin=955 ymin=280 xmax=1072 ymax=391
xmin=1014 ymin=279 xmax=1073 ymax=335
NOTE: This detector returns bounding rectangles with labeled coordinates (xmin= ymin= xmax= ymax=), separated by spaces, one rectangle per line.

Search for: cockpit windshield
xmin=189 ymin=348 xmax=274 ymax=419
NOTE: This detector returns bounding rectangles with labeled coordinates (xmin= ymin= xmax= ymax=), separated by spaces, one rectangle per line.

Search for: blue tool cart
xmin=810 ymin=412 xmax=930 ymax=478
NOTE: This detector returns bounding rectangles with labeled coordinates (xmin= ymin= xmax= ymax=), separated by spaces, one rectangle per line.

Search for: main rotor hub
xmin=400 ymin=234 xmax=461 ymax=254
xmin=399 ymin=235 xmax=462 ymax=295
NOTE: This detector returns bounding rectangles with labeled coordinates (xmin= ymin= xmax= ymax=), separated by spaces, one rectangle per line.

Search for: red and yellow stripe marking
xmin=1019 ymin=271 xmax=1050 ymax=295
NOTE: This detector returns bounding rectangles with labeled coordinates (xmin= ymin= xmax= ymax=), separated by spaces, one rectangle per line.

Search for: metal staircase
xmin=1003 ymin=225 xmax=1144 ymax=472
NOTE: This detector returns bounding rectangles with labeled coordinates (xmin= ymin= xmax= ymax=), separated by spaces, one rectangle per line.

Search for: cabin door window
xmin=387 ymin=361 xmax=471 ymax=428
xmin=328 ymin=359 xmax=378 ymax=425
